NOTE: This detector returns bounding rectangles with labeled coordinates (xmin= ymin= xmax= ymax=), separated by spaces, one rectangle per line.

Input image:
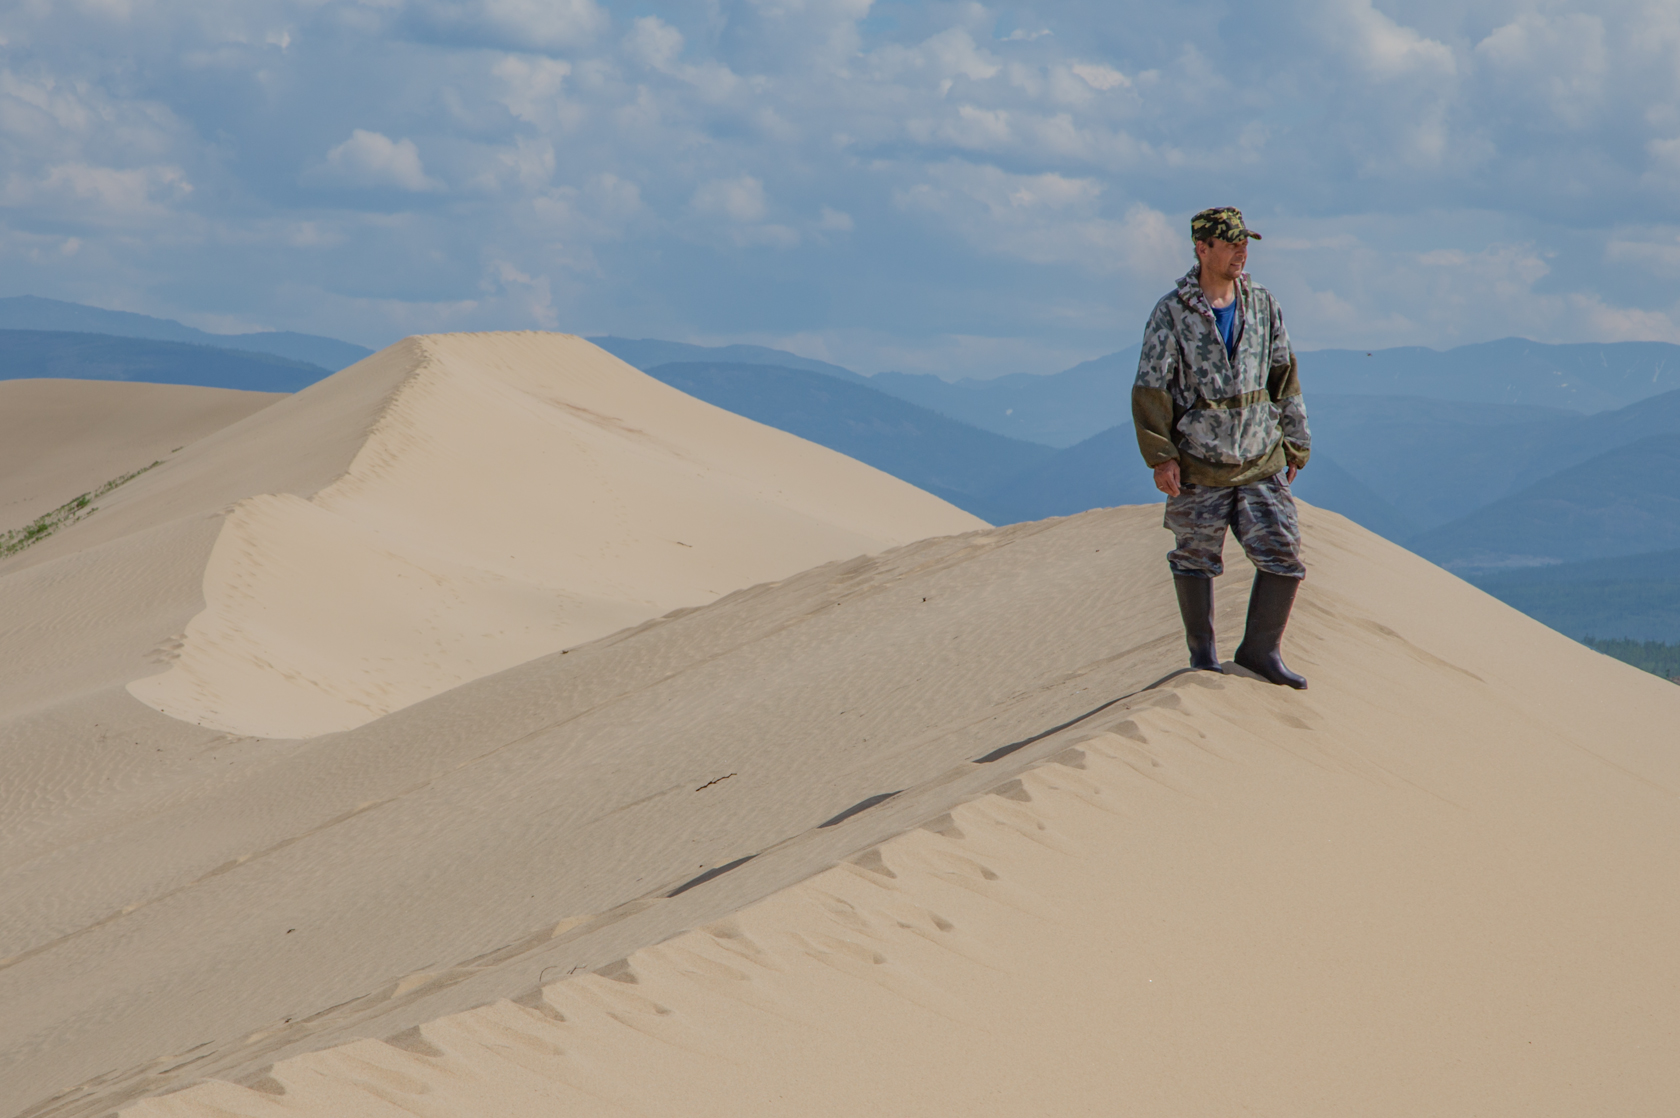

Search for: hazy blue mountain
xmin=206 ymin=331 xmax=371 ymax=370
xmin=1304 ymin=394 xmax=1578 ymax=531
xmin=963 ymin=424 xmax=1416 ymax=541
xmin=0 ymin=296 xmax=373 ymax=370
xmin=858 ymin=338 xmax=1680 ymax=455
xmin=1498 ymin=384 xmax=1680 ymax=479
xmin=643 ymin=362 xmax=1054 ymax=510
xmin=0 ymin=330 xmax=331 ymax=392
xmin=869 ymin=349 xmax=1138 ymax=449
xmin=1303 ymin=338 xmax=1680 ymax=413
xmin=1309 ymin=389 xmax=1680 ymax=534
xmin=1287 ymin=454 xmax=1422 ymax=541
xmin=961 ymin=426 xmax=1159 ymax=524
xmin=1409 ymin=434 xmax=1680 ymax=572
xmin=593 ymin=337 xmax=867 ymax=383
xmin=1472 ymin=548 xmax=1680 ymax=643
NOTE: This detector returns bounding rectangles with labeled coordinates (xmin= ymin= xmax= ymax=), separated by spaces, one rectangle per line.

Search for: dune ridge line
xmin=124 ymin=332 xmax=984 ymax=738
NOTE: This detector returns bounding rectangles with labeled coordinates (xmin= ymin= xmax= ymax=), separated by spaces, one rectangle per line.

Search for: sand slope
xmin=124 ymin=332 xmax=983 ymax=737
xmin=131 ymin=680 xmax=1680 ymax=1117
xmin=6 ymin=504 xmax=1679 ymax=1117
xmin=0 ymin=333 xmax=981 ymax=743
xmin=0 ymin=379 xmax=280 ymax=526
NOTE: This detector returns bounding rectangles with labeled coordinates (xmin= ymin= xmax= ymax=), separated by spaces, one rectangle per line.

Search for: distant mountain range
xmin=1303 ymin=388 xmax=1680 ymax=534
xmin=923 ymin=337 xmax=1680 ymax=443
xmin=4 ymin=301 xmax=1675 ymax=642
xmin=1410 ymin=432 xmax=1680 ymax=571
xmin=601 ymin=335 xmax=1680 ymax=644
xmin=0 ymin=296 xmax=372 ymax=370
xmin=0 ymin=330 xmax=333 ymax=393
xmin=1302 ymin=340 xmax=1680 ymax=414
xmin=602 ymin=334 xmax=1680 ymax=446
xmin=868 ymin=352 xmax=1133 ymax=448
xmin=1472 ymin=548 xmax=1680 ymax=644
xmin=642 ymin=362 xmax=1053 ymax=505
xmin=591 ymin=337 xmax=866 ymax=384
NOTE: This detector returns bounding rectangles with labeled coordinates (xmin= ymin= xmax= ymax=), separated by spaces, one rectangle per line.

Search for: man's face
xmin=1196 ymin=236 xmax=1248 ymax=282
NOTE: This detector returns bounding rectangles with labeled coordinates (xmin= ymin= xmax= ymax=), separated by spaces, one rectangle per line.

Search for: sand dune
xmin=130 ymin=662 xmax=1680 ymax=1117
xmin=122 ymin=332 xmax=984 ymax=737
xmin=0 ymin=379 xmax=279 ymax=526
xmin=5 ymin=498 xmax=1678 ymax=1117
xmin=0 ymin=333 xmax=981 ymax=742
xmin=5 ymin=335 xmax=1678 ymax=1117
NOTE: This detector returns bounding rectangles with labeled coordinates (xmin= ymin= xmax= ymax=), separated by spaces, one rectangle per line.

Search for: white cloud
xmin=1647 ymin=135 xmax=1680 ymax=181
xmin=624 ymin=16 xmax=684 ymax=71
xmin=472 ymin=136 xmax=556 ymax=193
xmin=896 ymin=160 xmax=1177 ymax=276
xmin=923 ymin=28 xmax=1001 ymax=83
xmin=482 ymin=258 xmax=558 ymax=328
xmin=1070 ymin=63 xmax=1127 ymax=91
xmin=621 ymin=15 xmax=742 ymax=99
xmin=1474 ymin=13 xmax=1608 ymax=128
xmin=1244 ymin=219 xmax=1680 ymax=351
xmin=871 ymin=27 xmax=1000 ymax=88
xmin=1605 ymin=231 xmax=1680 ymax=274
xmin=1327 ymin=0 xmax=1456 ymax=82
xmin=1415 ymin=243 xmax=1550 ymax=289
xmin=302 ymin=130 xmax=441 ymax=192
xmin=481 ymin=0 xmax=606 ymax=46
xmin=493 ymin=56 xmax=574 ymax=127
xmin=286 ymin=221 xmax=345 ymax=249
xmin=1566 ymin=293 xmax=1680 ymax=344
xmin=692 ymin=175 xmax=767 ymax=223
xmin=405 ymin=0 xmax=607 ymax=51
xmin=689 ymin=175 xmax=798 ymax=248
xmin=2 ymin=162 xmax=193 ymax=223
xmin=907 ymin=103 xmax=1012 ymax=148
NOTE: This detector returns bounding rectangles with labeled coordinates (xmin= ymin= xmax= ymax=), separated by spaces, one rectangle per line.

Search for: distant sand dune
xmin=98 ymin=332 xmax=980 ymax=737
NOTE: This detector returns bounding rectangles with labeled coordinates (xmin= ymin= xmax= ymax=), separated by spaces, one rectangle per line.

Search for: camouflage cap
xmin=1190 ymin=206 xmax=1261 ymax=243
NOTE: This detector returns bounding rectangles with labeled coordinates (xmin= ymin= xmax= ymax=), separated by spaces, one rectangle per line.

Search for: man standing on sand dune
xmin=1131 ymin=206 xmax=1312 ymax=689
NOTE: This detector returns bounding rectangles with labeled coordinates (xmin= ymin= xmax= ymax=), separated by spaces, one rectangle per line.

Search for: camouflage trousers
xmin=1163 ymin=472 xmax=1304 ymax=579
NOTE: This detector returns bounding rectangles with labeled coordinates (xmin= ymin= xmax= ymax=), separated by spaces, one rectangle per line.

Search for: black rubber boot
xmin=1172 ymin=574 xmax=1224 ymax=673
xmin=1234 ymin=571 xmax=1308 ymax=689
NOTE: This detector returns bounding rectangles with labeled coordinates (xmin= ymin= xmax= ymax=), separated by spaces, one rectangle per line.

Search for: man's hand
xmin=1154 ymin=459 xmax=1181 ymax=497
xmin=1286 ymin=464 xmax=1298 ymax=484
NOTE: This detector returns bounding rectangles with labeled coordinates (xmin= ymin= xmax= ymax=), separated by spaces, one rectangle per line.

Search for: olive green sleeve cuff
xmin=1271 ymin=356 xmax=1310 ymax=468
xmin=1267 ymin=355 xmax=1302 ymax=401
xmin=1131 ymin=385 xmax=1178 ymax=467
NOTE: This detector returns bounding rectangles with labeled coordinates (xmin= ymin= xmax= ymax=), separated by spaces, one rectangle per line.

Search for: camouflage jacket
xmin=1131 ymin=266 xmax=1310 ymax=487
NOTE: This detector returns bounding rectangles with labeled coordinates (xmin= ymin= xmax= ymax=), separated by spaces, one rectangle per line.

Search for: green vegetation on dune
xmin=0 ymin=460 xmax=161 ymax=558
xmin=1582 ymin=638 xmax=1680 ymax=683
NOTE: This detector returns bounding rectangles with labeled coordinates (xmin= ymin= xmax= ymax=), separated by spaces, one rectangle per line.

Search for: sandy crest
xmin=7 ymin=503 xmax=1679 ymax=1117
xmin=123 ymin=332 xmax=984 ymax=737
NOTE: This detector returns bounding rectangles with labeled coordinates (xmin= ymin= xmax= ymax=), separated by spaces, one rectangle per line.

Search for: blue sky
xmin=2 ymin=0 xmax=1678 ymax=378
